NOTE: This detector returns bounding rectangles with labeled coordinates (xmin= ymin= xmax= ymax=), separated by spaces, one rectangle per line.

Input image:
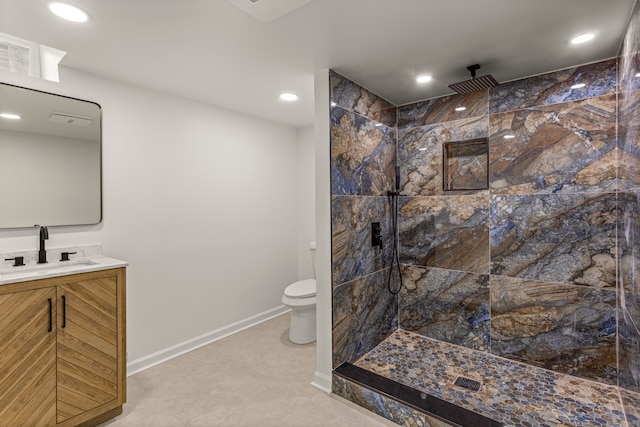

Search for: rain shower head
xmin=448 ymin=64 xmax=498 ymax=94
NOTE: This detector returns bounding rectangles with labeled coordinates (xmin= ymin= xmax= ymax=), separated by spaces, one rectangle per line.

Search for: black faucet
xmin=36 ymin=225 xmax=49 ymax=264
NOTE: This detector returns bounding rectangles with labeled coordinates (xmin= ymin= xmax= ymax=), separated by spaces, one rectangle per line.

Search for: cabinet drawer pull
xmin=61 ymin=295 xmax=66 ymax=328
xmin=48 ymin=298 xmax=52 ymax=332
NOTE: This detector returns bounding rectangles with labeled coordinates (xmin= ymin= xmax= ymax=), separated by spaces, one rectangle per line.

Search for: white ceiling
xmin=0 ymin=0 xmax=636 ymax=128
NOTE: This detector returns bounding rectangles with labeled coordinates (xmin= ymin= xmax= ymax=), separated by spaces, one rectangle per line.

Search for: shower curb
xmin=333 ymin=363 xmax=502 ymax=427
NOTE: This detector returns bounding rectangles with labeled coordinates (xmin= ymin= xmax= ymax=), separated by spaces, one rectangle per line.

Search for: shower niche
xmin=442 ymin=138 xmax=489 ymax=191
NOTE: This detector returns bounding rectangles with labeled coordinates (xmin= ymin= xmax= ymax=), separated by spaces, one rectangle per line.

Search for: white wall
xmin=0 ymin=67 xmax=300 ymax=367
xmin=296 ymin=125 xmax=316 ymax=280
xmin=312 ymin=70 xmax=332 ymax=392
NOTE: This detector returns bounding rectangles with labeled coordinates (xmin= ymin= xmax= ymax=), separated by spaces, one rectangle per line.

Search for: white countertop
xmin=0 ymin=256 xmax=128 ymax=285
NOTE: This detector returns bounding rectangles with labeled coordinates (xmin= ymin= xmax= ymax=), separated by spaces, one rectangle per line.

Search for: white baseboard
xmin=311 ymin=370 xmax=332 ymax=393
xmin=127 ymin=305 xmax=291 ymax=376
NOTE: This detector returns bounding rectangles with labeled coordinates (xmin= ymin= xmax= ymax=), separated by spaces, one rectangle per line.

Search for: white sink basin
xmin=0 ymin=259 xmax=99 ymax=277
xmin=0 ymin=255 xmax=127 ymax=285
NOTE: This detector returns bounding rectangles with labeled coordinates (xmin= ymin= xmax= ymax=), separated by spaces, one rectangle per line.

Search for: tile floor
xmin=101 ymin=313 xmax=395 ymax=427
xmin=355 ymin=329 xmax=638 ymax=427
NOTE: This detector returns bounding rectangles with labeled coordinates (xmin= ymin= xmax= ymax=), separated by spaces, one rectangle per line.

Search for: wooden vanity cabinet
xmin=0 ymin=268 xmax=126 ymax=427
xmin=0 ymin=286 xmax=57 ymax=426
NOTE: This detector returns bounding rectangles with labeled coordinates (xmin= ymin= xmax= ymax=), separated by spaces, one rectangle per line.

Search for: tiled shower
xmin=330 ymin=2 xmax=640 ymax=426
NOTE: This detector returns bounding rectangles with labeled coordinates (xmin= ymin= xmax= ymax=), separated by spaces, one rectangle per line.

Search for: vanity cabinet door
xmin=0 ymin=287 xmax=57 ymax=427
xmin=56 ymin=276 xmax=119 ymax=423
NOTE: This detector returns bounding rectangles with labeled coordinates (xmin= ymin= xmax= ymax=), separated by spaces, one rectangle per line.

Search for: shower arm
xmin=467 ymin=64 xmax=480 ymax=79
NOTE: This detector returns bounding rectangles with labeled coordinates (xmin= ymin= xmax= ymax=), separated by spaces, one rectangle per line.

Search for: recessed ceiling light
xmin=571 ymin=33 xmax=595 ymax=44
xmin=0 ymin=113 xmax=21 ymax=120
xmin=635 ymin=72 xmax=640 ymax=78
xmin=416 ymin=75 xmax=433 ymax=83
xmin=48 ymin=2 xmax=90 ymax=23
xmin=503 ymin=134 xmax=515 ymax=139
xmin=571 ymin=83 xmax=586 ymax=89
xmin=455 ymin=106 xmax=466 ymax=112
xmin=279 ymin=92 xmax=299 ymax=101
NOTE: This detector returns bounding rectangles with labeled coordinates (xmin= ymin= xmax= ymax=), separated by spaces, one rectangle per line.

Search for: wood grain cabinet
xmin=0 ymin=268 xmax=126 ymax=427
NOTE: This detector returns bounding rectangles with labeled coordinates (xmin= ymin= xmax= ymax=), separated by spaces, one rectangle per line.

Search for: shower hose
xmin=387 ymin=190 xmax=403 ymax=295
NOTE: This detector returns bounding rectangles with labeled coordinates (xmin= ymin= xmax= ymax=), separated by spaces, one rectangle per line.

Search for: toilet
xmin=282 ymin=242 xmax=316 ymax=344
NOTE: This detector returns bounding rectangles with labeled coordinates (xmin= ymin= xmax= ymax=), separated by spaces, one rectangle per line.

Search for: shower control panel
xmin=371 ymin=222 xmax=383 ymax=248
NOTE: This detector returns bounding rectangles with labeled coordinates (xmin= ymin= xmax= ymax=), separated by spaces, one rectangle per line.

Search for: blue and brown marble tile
xmin=618 ymin=0 xmax=640 ymax=407
xmin=619 ymin=190 xmax=640 ymax=325
xmin=619 ymin=307 xmax=640 ymax=392
xmin=490 ymin=193 xmax=617 ymax=288
xmin=619 ymin=90 xmax=640 ymax=190
xmin=399 ymin=265 xmax=489 ymax=351
xmin=333 ymin=269 xmax=397 ymax=367
xmin=398 ymin=116 xmax=487 ymax=196
xmin=620 ymin=251 xmax=640 ymax=330
xmin=332 ymin=195 xmax=392 ymax=286
xmin=490 ymin=275 xmax=617 ymax=384
xmin=619 ymin=53 xmax=640 ymax=93
xmin=397 ymin=90 xmax=488 ymax=130
xmin=332 ymin=375 xmax=450 ymax=427
xmin=619 ymin=0 xmax=640 ymax=95
xmin=399 ymin=195 xmax=490 ymax=274
xmin=331 ymin=106 xmax=396 ymax=196
xmin=489 ymin=59 xmax=616 ymax=114
xmin=489 ymin=95 xmax=617 ymax=194
xmin=330 ymin=70 xmax=396 ymax=127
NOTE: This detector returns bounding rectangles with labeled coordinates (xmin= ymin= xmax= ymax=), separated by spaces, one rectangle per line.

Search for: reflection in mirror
xmin=0 ymin=82 xmax=101 ymax=228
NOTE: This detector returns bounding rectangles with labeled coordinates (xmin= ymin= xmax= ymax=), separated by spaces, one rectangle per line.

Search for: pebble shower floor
xmin=354 ymin=330 xmax=639 ymax=426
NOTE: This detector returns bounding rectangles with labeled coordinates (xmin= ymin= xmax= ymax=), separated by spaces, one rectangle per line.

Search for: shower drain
xmin=454 ymin=376 xmax=482 ymax=392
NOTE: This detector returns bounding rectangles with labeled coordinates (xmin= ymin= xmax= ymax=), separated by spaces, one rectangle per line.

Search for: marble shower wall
xmin=396 ymin=91 xmax=492 ymax=352
xmin=397 ymin=59 xmax=620 ymax=385
xmin=330 ymin=71 xmax=398 ymax=367
xmin=618 ymin=0 xmax=640 ymax=405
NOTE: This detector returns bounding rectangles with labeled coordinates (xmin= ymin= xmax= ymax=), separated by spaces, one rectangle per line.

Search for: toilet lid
xmin=284 ymin=279 xmax=316 ymax=298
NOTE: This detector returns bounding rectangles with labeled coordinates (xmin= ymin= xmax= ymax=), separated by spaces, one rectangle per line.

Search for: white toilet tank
xmin=310 ymin=241 xmax=316 ymax=278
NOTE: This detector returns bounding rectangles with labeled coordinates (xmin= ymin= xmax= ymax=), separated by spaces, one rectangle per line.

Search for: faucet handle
xmin=5 ymin=256 xmax=25 ymax=267
xmin=60 ymin=252 xmax=77 ymax=262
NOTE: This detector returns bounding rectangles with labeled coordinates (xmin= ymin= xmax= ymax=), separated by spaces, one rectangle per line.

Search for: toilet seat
xmin=284 ymin=279 xmax=316 ymax=299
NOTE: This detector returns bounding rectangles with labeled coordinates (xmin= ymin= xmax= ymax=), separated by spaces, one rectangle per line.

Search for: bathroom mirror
xmin=0 ymin=82 xmax=101 ymax=228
